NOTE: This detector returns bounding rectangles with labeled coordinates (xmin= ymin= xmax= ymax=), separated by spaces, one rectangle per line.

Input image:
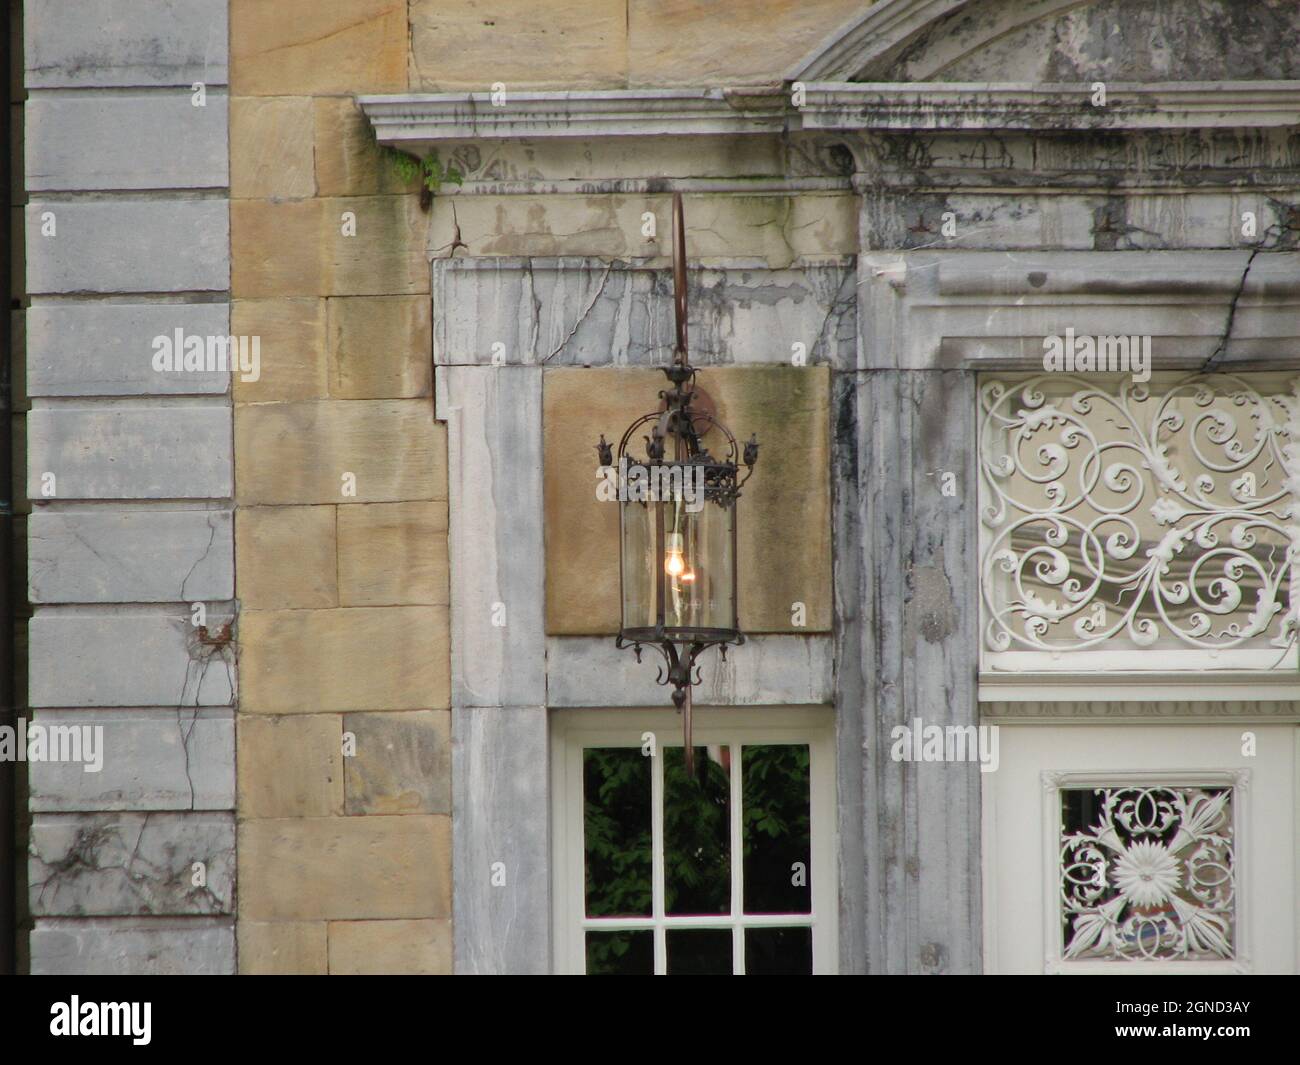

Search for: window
xmin=978 ymin=372 xmax=1300 ymax=674
xmin=551 ymin=707 xmax=837 ymax=974
xmin=1043 ymin=770 xmax=1247 ymax=973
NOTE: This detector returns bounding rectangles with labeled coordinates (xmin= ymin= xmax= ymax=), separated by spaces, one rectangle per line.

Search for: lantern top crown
xmin=595 ymin=193 xmax=758 ymax=502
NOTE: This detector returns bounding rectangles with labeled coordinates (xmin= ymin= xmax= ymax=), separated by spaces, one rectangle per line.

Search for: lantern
xmin=595 ymin=193 xmax=758 ymax=775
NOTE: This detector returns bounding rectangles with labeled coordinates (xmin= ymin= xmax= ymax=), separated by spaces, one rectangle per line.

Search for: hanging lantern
xmin=595 ymin=193 xmax=758 ymax=776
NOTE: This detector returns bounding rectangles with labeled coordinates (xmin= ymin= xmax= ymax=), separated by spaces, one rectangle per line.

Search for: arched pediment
xmin=794 ymin=0 xmax=1300 ymax=82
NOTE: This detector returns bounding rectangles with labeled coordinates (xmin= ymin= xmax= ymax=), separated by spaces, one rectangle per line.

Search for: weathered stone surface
xmin=627 ymin=0 xmax=865 ymax=86
xmin=438 ymin=368 xmax=545 ymax=707
xmin=30 ymin=918 xmax=235 ymax=975
xmin=543 ymin=365 xmax=831 ymax=634
xmin=835 ymin=369 xmax=983 ymax=973
xmin=26 ymin=201 xmax=230 ymax=294
xmin=428 ymin=192 xmax=856 ymax=265
xmin=28 ymin=708 xmax=235 ymax=812
xmin=873 ymin=0 xmax=1300 ymax=82
xmin=234 ymin=505 xmax=336 ymax=609
xmin=238 ymin=815 xmax=450 ymax=920
xmin=29 ymin=812 xmax=235 ymax=916
xmin=239 ymin=607 xmax=449 ymax=713
xmin=28 ymin=406 xmax=232 ymax=500
xmin=231 ymin=0 xmax=407 ymax=95
xmin=25 ymin=0 xmax=229 ymax=88
xmin=26 ymin=302 xmax=232 ymax=397
xmin=342 ymin=710 xmax=450 ymax=815
xmin=232 ymin=197 xmax=429 ymax=297
xmin=230 ymin=95 xmax=315 ymax=200
xmin=328 ymin=295 xmax=432 ymax=399
xmin=238 ymin=713 xmax=342 ymax=818
xmin=452 ymin=705 xmax=549 ymax=974
xmin=234 ymin=400 xmax=445 ymax=505
xmin=336 ymin=501 xmax=447 ymax=607
xmin=238 ymin=920 xmax=328 ymax=975
xmin=328 ymin=918 xmax=451 ymax=975
xmin=28 ymin=613 xmax=236 ymax=708
xmin=231 ymin=298 xmax=328 ymax=401
xmin=545 ymin=635 xmax=833 ymax=706
xmin=433 ymin=258 xmax=856 ymax=367
xmin=409 ymin=0 xmax=627 ymax=90
xmin=314 ymin=96 xmax=418 ymax=197
xmin=29 ymin=509 xmax=232 ymax=603
xmin=25 ymin=91 xmax=228 ymax=191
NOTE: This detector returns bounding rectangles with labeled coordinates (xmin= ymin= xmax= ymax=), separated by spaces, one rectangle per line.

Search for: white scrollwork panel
xmin=1060 ymin=785 xmax=1235 ymax=962
xmin=980 ymin=373 xmax=1300 ymax=671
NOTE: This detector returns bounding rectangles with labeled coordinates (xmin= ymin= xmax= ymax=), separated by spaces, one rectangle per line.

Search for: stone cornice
xmin=360 ymin=82 xmax=1300 ymax=151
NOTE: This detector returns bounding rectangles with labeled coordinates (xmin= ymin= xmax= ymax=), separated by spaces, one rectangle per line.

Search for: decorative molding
xmin=800 ymin=81 xmax=1300 ymax=132
xmin=860 ymin=250 xmax=1300 ymax=370
xmin=360 ymin=82 xmax=1300 ymax=152
xmin=358 ymin=88 xmax=789 ymax=149
xmin=788 ymin=0 xmax=974 ymax=81
xmin=981 ymin=678 xmax=1300 ymax=709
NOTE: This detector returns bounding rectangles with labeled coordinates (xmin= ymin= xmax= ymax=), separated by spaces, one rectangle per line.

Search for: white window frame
xmin=551 ymin=706 xmax=838 ymax=975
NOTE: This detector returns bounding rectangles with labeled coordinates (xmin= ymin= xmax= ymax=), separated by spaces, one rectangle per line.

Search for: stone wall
xmin=229 ymin=1 xmax=451 ymax=975
xmin=23 ymin=0 xmax=235 ymax=974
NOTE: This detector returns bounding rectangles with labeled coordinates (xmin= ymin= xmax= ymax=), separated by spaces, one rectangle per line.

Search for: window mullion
xmin=652 ymin=742 xmax=666 ymax=975
xmin=730 ymin=744 xmax=745 ymax=975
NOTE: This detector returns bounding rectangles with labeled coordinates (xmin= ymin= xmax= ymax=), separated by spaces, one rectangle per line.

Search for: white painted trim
xmin=550 ymin=706 xmax=837 ymax=975
xmin=980 ymin=673 xmax=1300 ymax=705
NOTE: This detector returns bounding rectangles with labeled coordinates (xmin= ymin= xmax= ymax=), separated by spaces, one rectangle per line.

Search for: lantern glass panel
xmin=619 ymin=496 xmax=655 ymax=632
xmin=658 ymin=489 xmax=735 ymax=636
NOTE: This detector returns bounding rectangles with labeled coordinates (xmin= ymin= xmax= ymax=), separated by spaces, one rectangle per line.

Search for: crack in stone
xmin=179 ymin=513 xmax=220 ymax=603
xmin=543 ymin=261 xmax=614 ymax=363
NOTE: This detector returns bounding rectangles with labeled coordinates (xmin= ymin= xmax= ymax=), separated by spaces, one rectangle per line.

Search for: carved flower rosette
xmin=1060 ymin=786 xmax=1235 ymax=961
xmin=980 ymin=373 xmax=1300 ymax=669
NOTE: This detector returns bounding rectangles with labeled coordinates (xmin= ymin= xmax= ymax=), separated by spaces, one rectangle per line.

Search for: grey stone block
xmin=438 ymin=367 xmax=546 ymax=707
xmin=26 ymin=91 xmax=228 ymax=191
xmin=452 ymin=705 xmax=550 ymax=974
xmin=27 ymin=302 xmax=232 ymax=397
xmin=30 ymin=812 xmax=235 ymax=915
xmin=30 ymin=918 xmax=235 ymax=975
xmin=545 ymin=635 xmax=834 ymax=706
xmin=27 ymin=406 xmax=232 ymax=500
xmin=28 ymin=612 xmax=236 ymax=708
xmin=433 ymin=257 xmax=857 ymax=367
xmin=28 ymin=708 xmax=235 ymax=812
xmin=25 ymin=0 xmax=229 ymax=88
xmin=29 ymin=509 xmax=233 ymax=603
xmin=26 ymin=201 xmax=230 ymax=294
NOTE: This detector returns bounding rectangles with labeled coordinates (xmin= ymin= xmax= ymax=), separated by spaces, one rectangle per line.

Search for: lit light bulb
xmin=664 ymin=532 xmax=686 ymax=577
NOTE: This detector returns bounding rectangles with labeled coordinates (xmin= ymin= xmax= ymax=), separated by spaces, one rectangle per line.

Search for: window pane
xmin=667 ymin=929 xmax=732 ymax=975
xmin=586 ymin=930 xmax=654 ymax=975
xmin=664 ymin=746 xmax=731 ymax=915
xmin=745 ymin=927 xmax=813 ymax=975
xmin=742 ymin=744 xmax=812 ymax=914
xmin=584 ymin=748 xmax=652 ymax=918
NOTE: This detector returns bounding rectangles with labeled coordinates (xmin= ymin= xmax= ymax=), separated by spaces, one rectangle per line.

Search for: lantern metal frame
xmin=595 ymin=193 xmax=758 ymax=775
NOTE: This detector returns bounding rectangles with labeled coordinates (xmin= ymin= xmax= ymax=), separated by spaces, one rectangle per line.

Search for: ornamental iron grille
xmin=979 ymin=373 xmax=1300 ymax=672
xmin=1060 ymin=785 xmax=1236 ymax=962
